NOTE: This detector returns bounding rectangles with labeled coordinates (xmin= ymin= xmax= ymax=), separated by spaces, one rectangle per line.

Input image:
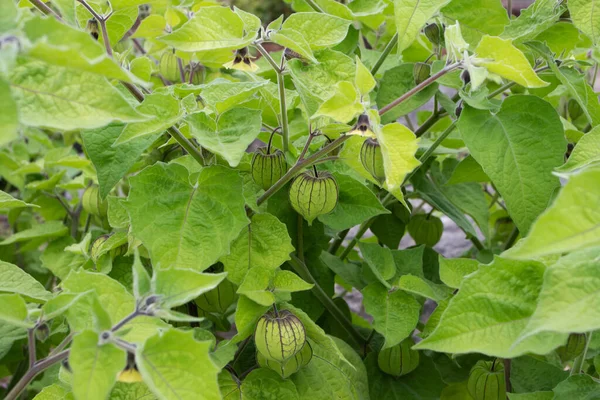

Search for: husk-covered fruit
xmin=424 ymin=23 xmax=444 ymax=46
xmin=254 ymin=310 xmax=306 ymax=362
xmin=82 ymin=185 xmax=107 ymax=217
xmin=557 ymin=333 xmax=586 ymax=362
xmin=289 ymin=171 xmax=338 ymax=225
xmin=407 ymin=213 xmax=443 ymax=247
xmin=256 ymin=341 xmax=313 ymax=378
xmin=195 ymin=278 xmax=238 ymax=314
xmin=413 ymin=62 xmax=431 ymax=85
xmin=360 ymin=138 xmax=385 ymax=183
xmin=568 ymin=99 xmax=584 ymax=121
xmin=378 ymin=338 xmax=420 ymax=377
xmin=467 ymin=360 xmax=506 ymax=400
xmin=159 ymin=50 xmax=180 ymax=82
xmin=251 ymin=147 xmax=288 ymax=190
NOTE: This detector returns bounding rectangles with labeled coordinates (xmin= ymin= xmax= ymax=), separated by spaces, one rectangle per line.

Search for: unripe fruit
xmin=568 ymin=99 xmax=583 ymax=121
xmin=254 ymin=310 xmax=306 ymax=363
xmin=557 ymin=333 xmax=586 ymax=362
xmin=251 ymin=147 xmax=288 ymax=190
xmin=185 ymin=62 xmax=204 ymax=85
xmin=424 ymin=23 xmax=444 ymax=46
xmin=467 ymin=360 xmax=506 ymax=400
xmin=289 ymin=171 xmax=338 ymax=225
xmin=360 ymin=138 xmax=385 ymax=184
xmin=377 ymin=338 xmax=420 ymax=377
xmin=408 ymin=213 xmax=443 ymax=247
xmin=159 ymin=50 xmax=180 ymax=82
xmin=256 ymin=341 xmax=313 ymax=378
xmin=414 ymin=62 xmax=431 ymax=85
xmin=195 ymin=278 xmax=238 ymax=314
xmin=82 ymin=185 xmax=107 ymax=217
xmin=90 ymin=234 xmax=109 ymax=262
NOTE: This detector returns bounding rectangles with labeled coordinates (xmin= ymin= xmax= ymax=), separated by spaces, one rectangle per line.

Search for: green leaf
xmin=549 ymin=64 xmax=600 ymax=127
xmin=457 ymin=96 xmax=565 ymax=234
xmin=8 ymin=57 xmax=147 ymax=130
xmin=136 ymin=329 xmax=221 ymax=400
xmin=70 ymin=331 xmax=126 ymax=400
xmin=0 ymin=260 xmax=51 ymax=302
xmin=414 ymin=257 xmax=568 ymax=357
xmin=41 ymin=237 xmax=86 ymax=280
xmin=0 ymin=221 xmax=68 ymax=246
xmin=273 ymin=270 xmax=313 ymax=293
xmin=475 ymin=36 xmax=549 ymax=88
xmin=362 ymin=282 xmax=421 ymax=349
xmin=241 ymin=368 xmax=299 ymax=400
xmin=82 ymin=123 xmax=158 ymax=199
xmin=568 ymin=0 xmax=600 ymax=44
xmin=233 ymin=295 xmax=269 ymax=341
xmin=0 ymin=190 xmax=39 ymax=210
xmin=506 ymin=167 xmax=600 ymax=259
xmin=132 ymin=250 xmax=151 ymax=299
xmin=359 ymin=242 xmax=396 ymax=286
xmin=32 ymin=384 xmax=73 ymax=400
xmin=501 ymin=0 xmax=564 ymax=42
xmin=236 ymin=266 xmax=274 ymax=306
xmin=447 ymin=155 xmax=490 ymax=184
xmin=221 ymin=213 xmax=293 ymax=285
xmin=114 ymin=93 xmax=182 ymax=145
xmin=355 ymin=56 xmax=376 ymax=96
xmin=132 ymin=15 xmax=167 ymax=39
xmin=376 ymin=122 xmax=420 ymax=190
xmin=125 ymin=163 xmax=248 ymax=270
xmin=556 ymin=125 xmax=600 ymax=172
xmin=0 ymin=0 xmax=18 ymax=34
xmin=318 ymin=173 xmax=389 ymax=231
xmin=110 ymin=381 xmax=157 ymax=400
xmin=281 ymin=12 xmax=351 ymax=50
xmin=394 ymin=0 xmax=451 ymax=53
xmin=0 ymin=294 xmax=33 ymax=328
xmin=313 ymin=81 xmax=363 ymax=123
xmin=158 ymin=7 xmax=254 ymax=52
xmin=510 ymin=356 xmax=569 ymax=394
xmin=41 ymin=291 xmax=93 ymax=321
xmin=187 ymin=108 xmax=262 ymax=167
xmin=397 ymin=275 xmax=453 ymax=301
xmin=0 ymin=78 xmax=18 ymax=147
xmin=442 ymin=0 xmax=509 ymax=46
xmin=199 ymin=80 xmax=268 ymax=114
xmin=153 ymin=269 xmax=227 ymax=309
xmin=270 ymin=29 xmax=318 ymax=63
xmin=320 ymin=251 xmax=365 ymax=290
xmin=376 ymin=64 xmax=438 ymax=123
xmin=24 ymin=16 xmax=142 ymax=84
xmin=553 ymin=375 xmax=600 ymax=399
xmin=438 ymin=256 xmax=478 ymax=289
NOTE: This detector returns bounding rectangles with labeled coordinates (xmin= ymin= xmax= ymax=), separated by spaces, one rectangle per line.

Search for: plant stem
xmin=111 ymin=310 xmax=140 ymax=332
xmin=571 ymin=332 xmax=593 ymax=375
xmin=304 ymin=0 xmax=325 ymax=12
xmin=487 ymin=66 xmax=549 ymax=98
xmin=503 ymin=358 xmax=512 ymax=395
xmin=328 ymin=229 xmax=350 ymax=254
xmin=503 ymin=226 xmax=519 ymax=251
xmin=277 ymin=70 xmax=290 ymax=152
xmin=371 ymin=33 xmax=398 ymax=75
xmin=28 ymin=328 xmax=36 ymax=369
xmin=507 ymin=0 xmax=512 ymax=17
xmin=339 ymin=219 xmax=374 ymax=261
xmin=98 ymin=16 xmax=113 ymax=57
xmin=297 ymin=214 xmax=305 ymax=264
xmin=4 ymin=350 xmax=70 ymax=400
xmin=288 ymin=255 xmax=367 ymax=347
xmin=254 ymin=42 xmax=281 ymax=73
xmin=404 ymin=121 xmax=457 ymax=183
xmin=177 ymin=57 xmax=186 ymax=83
xmin=414 ymin=110 xmax=446 ymax=137
xmin=379 ymin=62 xmax=461 ymax=115
xmin=30 ymin=0 xmax=62 ymax=20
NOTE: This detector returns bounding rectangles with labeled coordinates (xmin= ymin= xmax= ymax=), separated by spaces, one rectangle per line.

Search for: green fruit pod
xmin=360 ymin=138 xmax=385 ymax=184
xmin=82 ymin=185 xmax=107 ymax=217
xmin=424 ymin=23 xmax=444 ymax=46
xmin=90 ymin=234 xmax=109 ymax=262
xmin=557 ymin=333 xmax=586 ymax=362
xmin=413 ymin=62 xmax=431 ymax=85
xmin=251 ymin=147 xmax=288 ymax=190
xmin=377 ymin=338 xmax=420 ymax=377
xmin=467 ymin=360 xmax=506 ymax=400
xmin=568 ymin=99 xmax=584 ymax=121
xmin=289 ymin=171 xmax=338 ymax=225
xmin=254 ymin=310 xmax=306 ymax=362
xmin=256 ymin=341 xmax=313 ymax=378
xmin=195 ymin=278 xmax=238 ymax=314
xmin=407 ymin=213 xmax=443 ymax=247
xmin=159 ymin=50 xmax=180 ymax=82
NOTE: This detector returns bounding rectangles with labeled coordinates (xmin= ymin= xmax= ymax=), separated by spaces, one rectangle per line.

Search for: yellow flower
xmin=223 ymin=48 xmax=258 ymax=72
xmin=347 ymin=113 xmax=375 ymax=138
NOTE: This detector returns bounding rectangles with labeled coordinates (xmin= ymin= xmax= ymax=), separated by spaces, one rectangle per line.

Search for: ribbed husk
xmin=407 ymin=214 xmax=443 ymax=247
xmin=289 ymin=171 xmax=338 ymax=225
xmin=256 ymin=341 xmax=313 ymax=378
xmin=254 ymin=310 xmax=307 ymax=363
xmin=467 ymin=360 xmax=506 ymax=400
xmin=195 ymin=278 xmax=238 ymax=314
xmin=159 ymin=51 xmax=180 ymax=82
xmin=377 ymin=338 xmax=420 ymax=377
xmin=90 ymin=234 xmax=109 ymax=262
xmin=413 ymin=62 xmax=431 ymax=85
xmin=82 ymin=185 xmax=107 ymax=217
xmin=360 ymin=138 xmax=385 ymax=183
xmin=251 ymin=147 xmax=288 ymax=190
xmin=557 ymin=333 xmax=586 ymax=362
xmin=424 ymin=23 xmax=444 ymax=46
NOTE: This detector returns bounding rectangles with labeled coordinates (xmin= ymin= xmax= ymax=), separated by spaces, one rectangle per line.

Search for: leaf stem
xmin=503 ymin=358 xmax=512 ymax=395
xmin=277 ymin=68 xmax=290 ymax=152
xmin=339 ymin=219 xmax=374 ymax=261
xmin=297 ymin=214 xmax=305 ymax=263
xmin=371 ymin=33 xmax=398 ymax=75
xmin=4 ymin=350 xmax=70 ymax=400
xmin=571 ymin=332 xmax=593 ymax=375
xmin=288 ymin=255 xmax=367 ymax=347
xmin=30 ymin=0 xmax=62 ymax=20
xmin=304 ymin=0 xmax=325 ymax=12
xmin=328 ymin=228 xmax=349 ymax=254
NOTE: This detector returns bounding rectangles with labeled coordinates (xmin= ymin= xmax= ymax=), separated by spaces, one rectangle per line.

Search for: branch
xmin=27 ymin=328 xmax=36 ymax=369
xmin=29 ymin=0 xmax=62 ymax=20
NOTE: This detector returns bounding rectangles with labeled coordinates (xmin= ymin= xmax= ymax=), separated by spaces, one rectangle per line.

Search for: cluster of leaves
xmin=1 ymin=0 xmax=600 ymax=399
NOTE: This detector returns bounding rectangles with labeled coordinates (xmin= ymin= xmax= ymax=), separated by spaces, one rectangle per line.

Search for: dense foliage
xmin=1 ymin=0 xmax=600 ymax=398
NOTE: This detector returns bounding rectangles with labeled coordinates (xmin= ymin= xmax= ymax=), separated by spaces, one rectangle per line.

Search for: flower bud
xmin=414 ymin=62 xmax=431 ymax=85
xmin=256 ymin=341 xmax=313 ymax=378
xmin=348 ymin=113 xmax=374 ymax=137
xmin=378 ymin=338 xmax=419 ymax=377
xmin=35 ymin=323 xmax=50 ymax=342
xmin=407 ymin=213 xmax=443 ymax=247
xmin=467 ymin=360 xmax=506 ymax=400
xmin=195 ymin=278 xmax=238 ymax=314
xmin=159 ymin=50 xmax=180 ymax=83
xmin=360 ymin=138 xmax=385 ymax=184
xmin=424 ymin=23 xmax=444 ymax=46
xmin=289 ymin=170 xmax=338 ymax=225
xmin=557 ymin=333 xmax=586 ymax=362
xmin=254 ymin=310 xmax=306 ymax=362
xmin=118 ymin=352 xmax=143 ymax=383
xmin=82 ymin=185 xmax=107 ymax=217
xmin=251 ymin=147 xmax=288 ymax=190
xmin=461 ymin=69 xmax=471 ymax=85
xmin=86 ymin=18 xmax=99 ymax=40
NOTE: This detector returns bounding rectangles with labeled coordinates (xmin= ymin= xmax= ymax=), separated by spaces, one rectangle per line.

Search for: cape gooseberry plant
xmin=2 ymin=0 xmax=600 ymax=398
